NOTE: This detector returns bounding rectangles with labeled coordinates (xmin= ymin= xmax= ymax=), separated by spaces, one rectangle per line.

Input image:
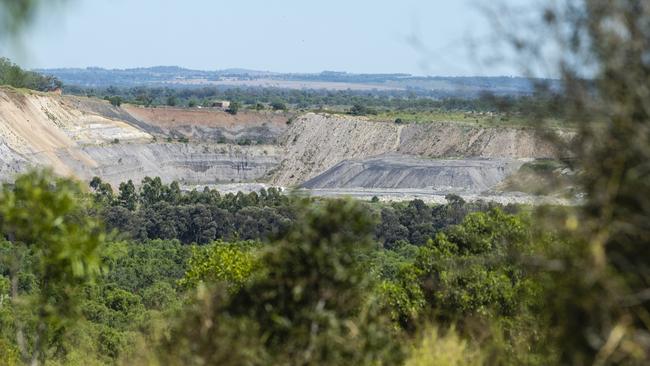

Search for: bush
xmin=179 ymin=241 xmax=260 ymax=291
xmin=270 ymin=101 xmax=287 ymax=111
xmin=405 ymin=326 xmax=483 ymax=366
xmin=142 ymin=282 xmax=178 ymax=310
xmin=349 ymin=103 xmax=377 ymax=116
xmin=164 ymin=200 xmax=405 ymax=365
xmin=226 ymin=101 xmax=240 ymax=115
xmin=105 ymin=96 xmax=122 ymax=107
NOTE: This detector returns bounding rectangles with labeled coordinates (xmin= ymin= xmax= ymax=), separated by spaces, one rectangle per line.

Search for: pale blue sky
xmin=4 ymin=0 xmax=528 ymax=76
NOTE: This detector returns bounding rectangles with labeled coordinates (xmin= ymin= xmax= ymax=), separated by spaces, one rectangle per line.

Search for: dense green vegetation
xmin=88 ymin=176 xmax=513 ymax=248
xmin=2 ymin=0 xmax=650 ymax=364
xmin=64 ymin=85 xmax=565 ymax=123
xmin=0 ymin=58 xmax=61 ymax=92
xmin=0 ymin=171 xmax=555 ymax=365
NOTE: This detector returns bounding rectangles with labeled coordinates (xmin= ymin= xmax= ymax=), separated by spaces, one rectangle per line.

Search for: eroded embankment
xmin=78 ymin=143 xmax=280 ymax=187
xmin=272 ymin=113 xmax=563 ymax=186
xmin=0 ymin=88 xmax=282 ymax=185
xmin=0 ymin=88 xmax=568 ymax=197
xmin=123 ymin=105 xmax=292 ymax=143
xmin=0 ymin=87 xmax=150 ymax=178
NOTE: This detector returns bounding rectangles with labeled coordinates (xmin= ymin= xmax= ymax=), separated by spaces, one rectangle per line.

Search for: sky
xmin=2 ymin=0 xmax=529 ymax=76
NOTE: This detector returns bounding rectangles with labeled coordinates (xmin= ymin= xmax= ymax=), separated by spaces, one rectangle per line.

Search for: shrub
xmin=271 ymin=101 xmax=287 ymax=111
xmin=405 ymin=326 xmax=483 ymax=366
xmin=226 ymin=101 xmax=240 ymax=115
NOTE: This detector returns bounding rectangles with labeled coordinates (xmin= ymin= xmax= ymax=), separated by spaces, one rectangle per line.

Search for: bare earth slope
xmin=0 ymin=88 xmax=280 ymax=185
xmin=123 ymin=105 xmax=292 ymax=143
xmin=0 ymin=87 xmax=149 ymax=177
xmin=0 ymin=88 xmax=566 ymax=199
xmin=272 ymin=113 xmax=561 ymax=186
xmin=301 ymin=154 xmax=523 ymax=192
xmin=397 ymin=122 xmax=558 ymax=158
xmin=272 ymin=114 xmax=401 ymax=186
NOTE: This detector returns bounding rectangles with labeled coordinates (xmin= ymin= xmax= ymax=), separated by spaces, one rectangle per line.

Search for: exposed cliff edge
xmin=0 ymin=88 xmax=568 ymax=195
xmin=271 ymin=113 xmax=564 ymax=186
xmin=0 ymin=87 xmax=149 ymax=178
xmin=0 ymin=87 xmax=280 ymax=186
xmin=123 ymin=105 xmax=292 ymax=143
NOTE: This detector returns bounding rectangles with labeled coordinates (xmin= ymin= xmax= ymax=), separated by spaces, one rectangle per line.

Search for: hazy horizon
xmin=2 ymin=0 xmax=529 ymax=77
xmin=34 ymin=64 xmax=541 ymax=79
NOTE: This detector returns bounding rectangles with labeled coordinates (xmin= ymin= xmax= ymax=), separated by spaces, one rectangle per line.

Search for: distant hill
xmin=36 ymin=66 xmax=558 ymax=97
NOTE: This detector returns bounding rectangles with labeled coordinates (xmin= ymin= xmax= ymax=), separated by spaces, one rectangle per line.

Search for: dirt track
xmin=298 ymin=188 xmax=573 ymax=205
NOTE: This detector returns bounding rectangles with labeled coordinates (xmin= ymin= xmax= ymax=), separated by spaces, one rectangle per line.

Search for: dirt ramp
xmin=301 ymin=154 xmax=523 ymax=192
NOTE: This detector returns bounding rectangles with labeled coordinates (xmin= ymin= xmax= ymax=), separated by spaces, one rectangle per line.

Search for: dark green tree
xmin=163 ymin=199 xmax=404 ymax=365
xmin=271 ymin=101 xmax=287 ymax=111
xmin=0 ymin=170 xmax=105 ymax=364
xmin=116 ymin=180 xmax=137 ymax=211
xmin=140 ymin=176 xmax=164 ymax=206
xmin=226 ymin=101 xmax=240 ymax=115
xmin=89 ymin=176 xmax=114 ymax=205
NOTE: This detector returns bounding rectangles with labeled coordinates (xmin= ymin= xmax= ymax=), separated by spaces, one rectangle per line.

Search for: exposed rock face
xmin=0 ymin=88 xmax=568 ymax=195
xmin=273 ymin=114 xmax=401 ymax=186
xmin=397 ymin=122 xmax=558 ymax=158
xmin=0 ymin=140 xmax=29 ymax=177
xmin=0 ymin=87 xmax=148 ymax=177
xmin=0 ymin=88 xmax=281 ymax=185
xmin=301 ymin=154 xmax=523 ymax=192
xmin=123 ymin=106 xmax=291 ymax=143
xmin=77 ymin=143 xmax=280 ymax=187
xmin=272 ymin=113 xmax=564 ymax=186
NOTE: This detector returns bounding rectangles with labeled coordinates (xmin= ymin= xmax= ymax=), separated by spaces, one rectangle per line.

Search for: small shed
xmin=212 ymin=100 xmax=231 ymax=109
